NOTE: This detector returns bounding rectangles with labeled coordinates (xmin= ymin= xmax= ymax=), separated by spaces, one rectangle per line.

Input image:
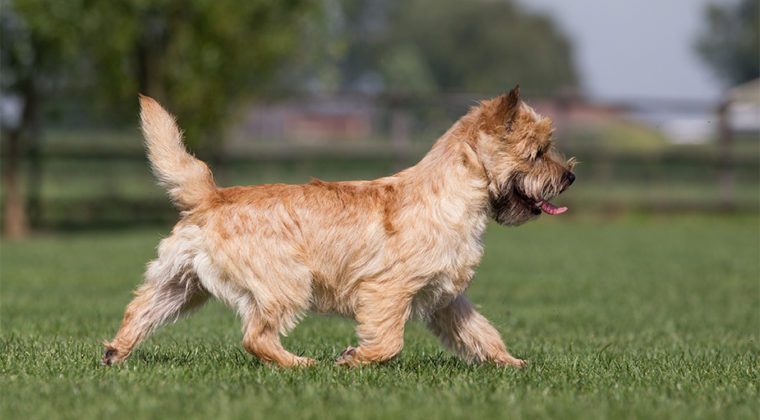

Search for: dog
xmin=102 ymin=86 xmax=575 ymax=368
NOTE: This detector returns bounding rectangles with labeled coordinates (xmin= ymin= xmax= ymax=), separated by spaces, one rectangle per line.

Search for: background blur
xmin=1 ymin=0 xmax=758 ymax=234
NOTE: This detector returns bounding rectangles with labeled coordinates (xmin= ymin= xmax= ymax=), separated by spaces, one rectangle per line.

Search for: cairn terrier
xmin=102 ymin=86 xmax=575 ymax=368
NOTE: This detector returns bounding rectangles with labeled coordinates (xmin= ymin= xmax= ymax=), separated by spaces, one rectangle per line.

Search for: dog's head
xmin=471 ymin=86 xmax=576 ymax=226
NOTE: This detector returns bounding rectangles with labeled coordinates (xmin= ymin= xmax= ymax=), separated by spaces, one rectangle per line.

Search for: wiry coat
xmin=103 ymin=87 xmax=575 ymax=367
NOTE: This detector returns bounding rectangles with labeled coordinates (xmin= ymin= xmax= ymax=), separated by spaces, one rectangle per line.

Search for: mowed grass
xmin=1 ymin=216 xmax=758 ymax=419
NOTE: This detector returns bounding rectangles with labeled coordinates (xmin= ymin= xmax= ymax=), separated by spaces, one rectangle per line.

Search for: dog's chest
xmin=411 ymin=212 xmax=488 ymax=315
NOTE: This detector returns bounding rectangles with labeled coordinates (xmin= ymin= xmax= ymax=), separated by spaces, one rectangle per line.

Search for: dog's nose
xmin=563 ymin=172 xmax=576 ymax=186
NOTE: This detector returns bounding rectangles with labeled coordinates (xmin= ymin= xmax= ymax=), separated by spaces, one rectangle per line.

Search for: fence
xmin=6 ymin=94 xmax=759 ymax=230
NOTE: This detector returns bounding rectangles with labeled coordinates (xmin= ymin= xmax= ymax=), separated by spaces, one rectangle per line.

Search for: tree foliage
xmin=5 ymin=0 xmax=321 ymax=146
xmin=696 ymin=0 xmax=759 ymax=86
xmin=387 ymin=0 xmax=578 ymax=94
xmin=325 ymin=0 xmax=578 ymax=95
xmin=1 ymin=0 xmax=321 ymax=237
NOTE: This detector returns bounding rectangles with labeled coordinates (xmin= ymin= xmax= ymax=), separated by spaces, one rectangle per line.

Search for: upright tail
xmin=138 ymin=95 xmax=217 ymax=210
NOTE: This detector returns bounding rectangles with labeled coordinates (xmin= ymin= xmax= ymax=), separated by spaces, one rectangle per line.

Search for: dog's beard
xmin=489 ymin=184 xmax=541 ymax=226
xmin=489 ymin=168 xmax=574 ymax=225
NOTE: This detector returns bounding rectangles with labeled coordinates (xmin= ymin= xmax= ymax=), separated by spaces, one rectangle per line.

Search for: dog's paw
xmin=101 ymin=343 xmax=127 ymax=367
xmin=335 ymin=346 xmax=363 ymax=367
xmin=490 ymin=354 xmax=528 ymax=368
xmin=499 ymin=357 xmax=528 ymax=368
xmin=511 ymin=358 xmax=529 ymax=368
xmin=101 ymin=348 xmax=117 ymax=366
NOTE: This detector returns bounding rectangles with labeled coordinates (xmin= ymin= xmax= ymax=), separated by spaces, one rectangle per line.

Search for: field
xmin=1 ymin=215 xmax=758 ymax=419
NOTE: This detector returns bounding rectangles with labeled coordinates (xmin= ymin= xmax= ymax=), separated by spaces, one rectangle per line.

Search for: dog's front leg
xmin=336 ymin=288 xmax=412 ymax=367
xmin=427 ymin=294 xmax=526 ymax=367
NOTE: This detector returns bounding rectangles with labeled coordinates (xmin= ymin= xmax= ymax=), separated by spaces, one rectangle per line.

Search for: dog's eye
xmin=535 ymin=149 xmax=544 ymax=159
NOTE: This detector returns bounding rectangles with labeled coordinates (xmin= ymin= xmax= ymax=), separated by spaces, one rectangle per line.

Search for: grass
xmin=1 ymin=216 xmax=758 ymax=419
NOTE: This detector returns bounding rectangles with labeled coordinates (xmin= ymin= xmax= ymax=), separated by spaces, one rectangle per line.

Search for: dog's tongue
xmin=540 ymin=201 xmax=567 ymax=215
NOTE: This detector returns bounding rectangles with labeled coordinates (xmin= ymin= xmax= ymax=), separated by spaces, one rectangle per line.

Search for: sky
xmin=517 ymin=0 xmax=730 ymax=102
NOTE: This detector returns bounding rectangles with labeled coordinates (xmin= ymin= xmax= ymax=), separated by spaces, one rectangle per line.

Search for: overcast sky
xmin=517 ymin=0 xmax=730 ymax=102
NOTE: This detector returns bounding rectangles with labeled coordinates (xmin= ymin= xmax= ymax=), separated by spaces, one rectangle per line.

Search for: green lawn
xmin=1 ymin=216 xmax=758 ymax=419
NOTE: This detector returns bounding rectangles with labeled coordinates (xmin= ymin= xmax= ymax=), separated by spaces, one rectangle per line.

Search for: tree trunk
xmin=2 ymin=129 xmax=28 ymax=238
xmin=2 ymin=78 xmax=38 ymax=238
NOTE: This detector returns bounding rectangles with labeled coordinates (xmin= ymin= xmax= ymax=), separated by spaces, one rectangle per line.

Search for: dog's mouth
xmin=513 ymin=188 xmax=567 ymax=215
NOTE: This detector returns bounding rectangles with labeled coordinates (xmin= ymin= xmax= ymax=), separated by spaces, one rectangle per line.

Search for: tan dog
xmin=102 ymin=86 xmax=575 ymax=368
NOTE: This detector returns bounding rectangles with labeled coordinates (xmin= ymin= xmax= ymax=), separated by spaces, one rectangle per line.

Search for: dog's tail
xmin=138 ymin=95 xmax=217 ymax=210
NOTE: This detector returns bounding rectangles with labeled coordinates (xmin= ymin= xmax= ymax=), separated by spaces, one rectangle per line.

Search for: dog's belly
xmin=411 ymin=271 xmax=470 ymax=318
xmin=305 ymin=218 xmax=487 ymax=319
xmin=307 ymin=266 xmax=476 ymax=320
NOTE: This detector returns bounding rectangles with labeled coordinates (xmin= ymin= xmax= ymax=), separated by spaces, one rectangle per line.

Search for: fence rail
xmin=8 ymin=143 xmax=758 ymax=230
xmin=5 ymin=92 xmax=759 ymax=231
xmin=22 ymin=145 xmax=760 ymax=167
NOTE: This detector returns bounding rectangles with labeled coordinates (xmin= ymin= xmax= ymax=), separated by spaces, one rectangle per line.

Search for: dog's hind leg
xmin=427 ymin=294 xmax=526 ymax=367
xmin=102 ymin=259 xmax=208 ymax=366
xmin=229 ymin=262 xmax=315 ymax=367
xmin=241 ymin=313 xmax=316 ymax=368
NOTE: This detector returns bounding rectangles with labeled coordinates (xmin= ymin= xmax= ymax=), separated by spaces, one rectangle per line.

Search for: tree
xmin=321 ymin=0 xmax=578 ymax=95
xmin=73 ymin=0 xmax=320 ymax=147
xmin=1 ymin=2 xmax=81 ymax=238
xmin=386 ymin=0 xmax=578 ymax=95
xmin=1 ymin=0 xmax=321 ymax=237
xmin=696 ymin=0 xmax=759 ymax=86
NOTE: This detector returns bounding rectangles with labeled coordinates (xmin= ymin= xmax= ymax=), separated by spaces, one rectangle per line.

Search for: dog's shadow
xmin=122 ymin=348 xmax=503 ymax=372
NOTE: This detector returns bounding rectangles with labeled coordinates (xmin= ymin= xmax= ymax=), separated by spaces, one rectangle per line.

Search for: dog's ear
xmin=486 ymin=85 xmax=520 ymax=129
xmin=505 ymin=85 xmax=520 ymax=106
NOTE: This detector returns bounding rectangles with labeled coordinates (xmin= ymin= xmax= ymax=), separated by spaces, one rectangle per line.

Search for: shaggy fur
xmin=102 ymin=86 xmax=575 ymax=368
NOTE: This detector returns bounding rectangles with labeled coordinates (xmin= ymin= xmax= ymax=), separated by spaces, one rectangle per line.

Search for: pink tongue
xmin=540 ymin=201 xmax=567 ymax=215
